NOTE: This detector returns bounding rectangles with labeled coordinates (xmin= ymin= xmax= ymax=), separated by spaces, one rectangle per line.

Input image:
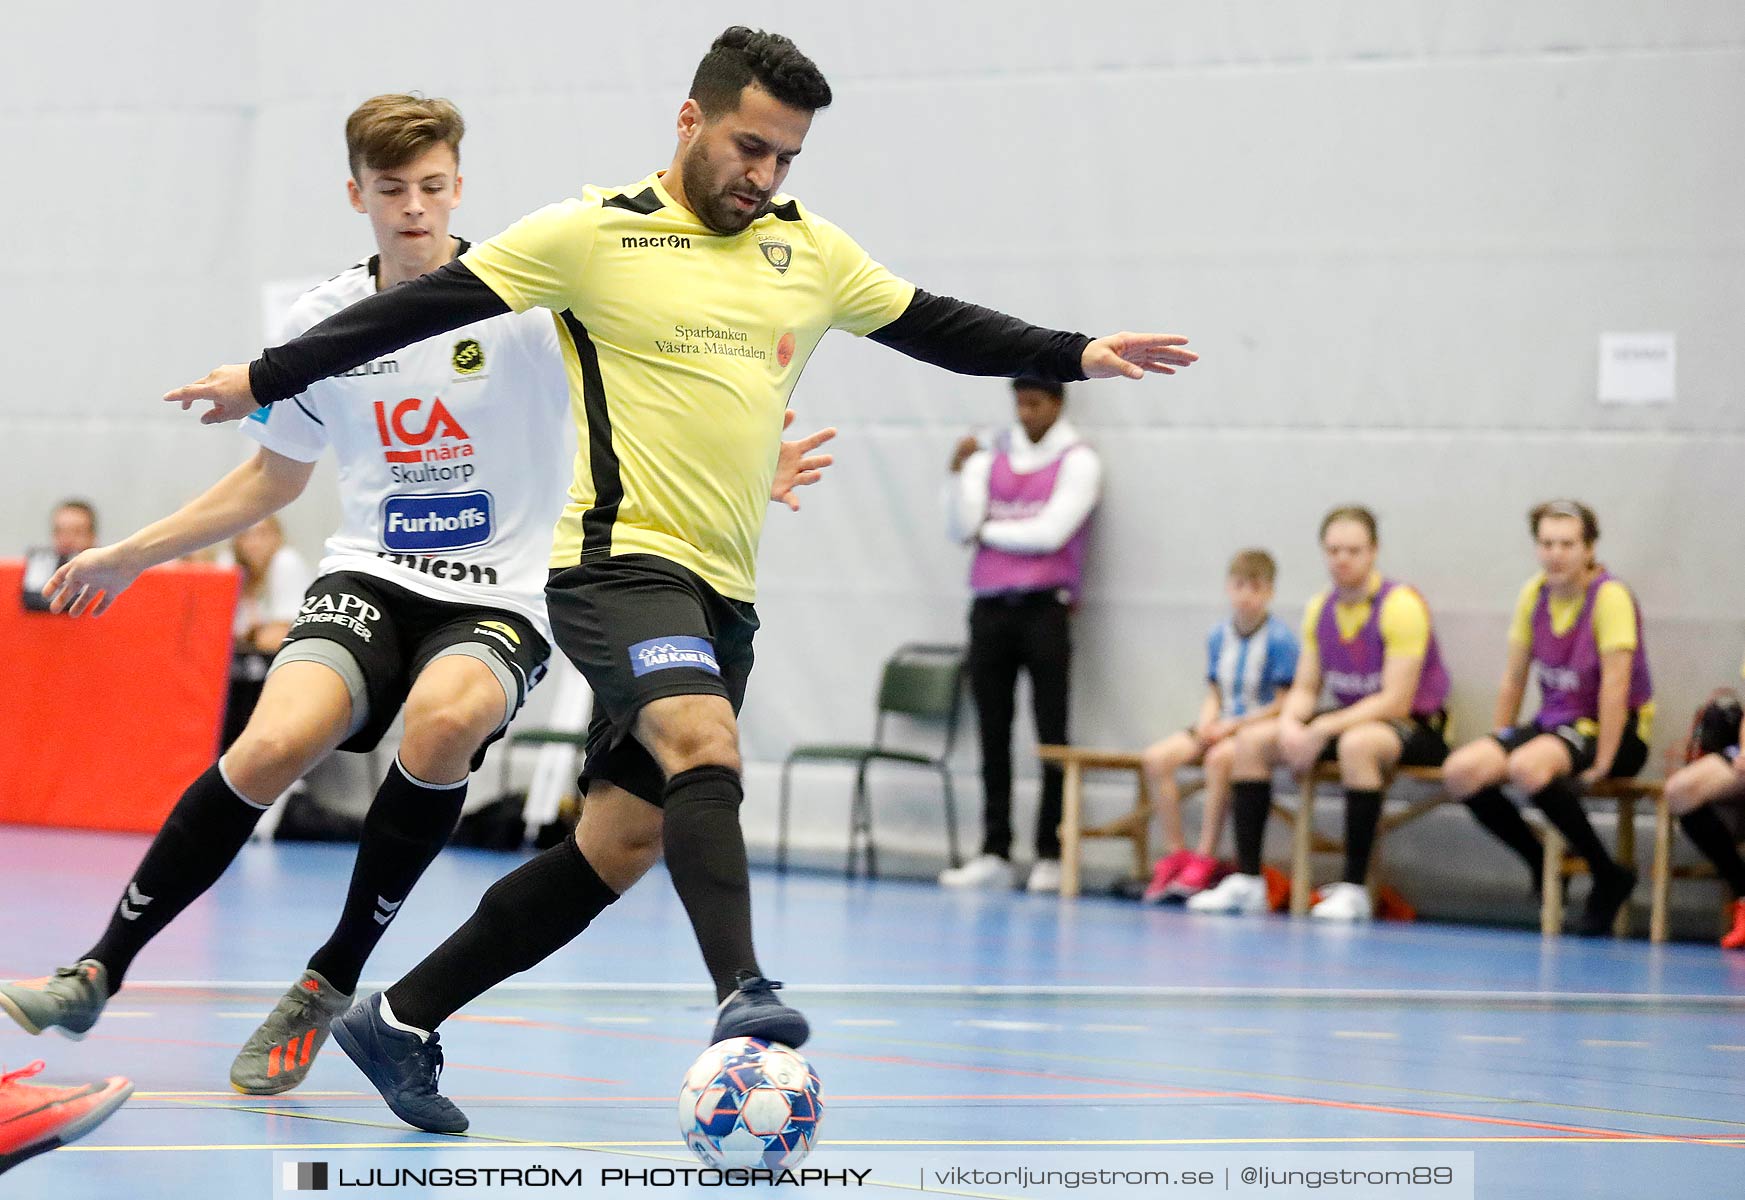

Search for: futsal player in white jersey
xmin=0 ymin=94 xmax=833 ymax=1097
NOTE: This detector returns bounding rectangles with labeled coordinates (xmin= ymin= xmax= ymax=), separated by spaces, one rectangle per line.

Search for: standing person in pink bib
xmin=940 ymin=378 xmax=1101 ymax=894
xmin=1191 ymin=506 xmax=1451 ymax=921
xmin=1442 ymin=500 xmax=1652 ymax=935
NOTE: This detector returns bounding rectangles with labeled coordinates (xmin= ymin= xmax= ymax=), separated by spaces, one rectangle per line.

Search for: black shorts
xmin=1491 ymin=712 xmax=1649 ymax=778
xmin=1316 ymin=709 xmax=1450 ymax=768
xmin=545 ymin=554 xmax=758 ymax=806
xmin=278 ymin=571 xmax=550 ymax=765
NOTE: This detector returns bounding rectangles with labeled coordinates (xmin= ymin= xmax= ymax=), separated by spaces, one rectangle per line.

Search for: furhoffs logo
xmin=759 ymin=239 xmax=792 ymax=274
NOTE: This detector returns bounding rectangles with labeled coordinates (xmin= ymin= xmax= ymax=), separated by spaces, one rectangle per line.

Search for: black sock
xmin=1343 ymin=789 xmax=1384 ymax=884
xmin=384 ymin=836 xmax=618 ymax=1031
xmin=1531 ymin=777 xmax=1622 ymax=879
xmin=85 ymin=762 xmax=266 ymax=994
xmin=1231 ymin=780 xmax=1272 ymax=877
xmin=1464 ymin=786 xmax=1545 ymax=882
xmin=1679 ymin=806 xmax=1745 ymax=895
xmin=663 ymin=765 xmax=759 ymax=1001
xmin=305 ymin=758 xmax=468 ymax=995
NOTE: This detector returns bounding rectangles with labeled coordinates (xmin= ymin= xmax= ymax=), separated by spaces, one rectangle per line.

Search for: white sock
xmin=377 ymin=994 xmax=431 ymax=1042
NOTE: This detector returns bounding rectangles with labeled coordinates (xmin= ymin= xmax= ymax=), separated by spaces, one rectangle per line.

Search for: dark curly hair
xmin=690 ymin=27 xmax=832 ymax=116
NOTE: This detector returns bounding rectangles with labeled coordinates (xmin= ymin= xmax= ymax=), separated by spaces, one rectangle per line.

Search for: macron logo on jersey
xmin=381 ymin=491 xmax=495 ymax=553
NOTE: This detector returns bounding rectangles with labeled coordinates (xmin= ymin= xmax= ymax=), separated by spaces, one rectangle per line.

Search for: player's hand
xmin=1278 ymin=717 xmax=1328 ymax=775
xmin=1081 ymin=333 xmax=1197 ymax=380
xmin=1203 ymin=718 xmax=1239 ymax=745
xmin=771 ymin=409 xmax=836 ymax=512
xmin=949 ymin=434 xmax=981 ymax=473
xmin=1579 ymin=765 xmax=1607 ymax=787
xmin=42 ymin=544 xmax=145 ymax=617
xmin=164 ymin=363 xmax=260 ymax=425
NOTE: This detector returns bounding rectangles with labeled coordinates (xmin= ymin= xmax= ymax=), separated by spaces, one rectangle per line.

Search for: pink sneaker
xmin=1167 ymin=853 xmax=1227 ymax=898
xmin=1142 ymin=850 xmax=1194 ymax=903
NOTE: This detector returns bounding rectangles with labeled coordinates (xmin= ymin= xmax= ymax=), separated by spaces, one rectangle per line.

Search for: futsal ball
xmin=678 ymin=1037 xmax=822 ymax=1169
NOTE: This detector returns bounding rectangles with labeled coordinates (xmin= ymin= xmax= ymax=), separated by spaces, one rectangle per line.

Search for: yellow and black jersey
xmin=460 ymin=174 xmax=912 ymax=598
xmin=250 ymin=171 xmax=1092 ymax=601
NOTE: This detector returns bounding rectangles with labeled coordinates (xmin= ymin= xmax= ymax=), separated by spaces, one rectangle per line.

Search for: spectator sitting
xmin=1138 ymin=549 xmax=1297 ymax=902
xmin=1190 ymin=505 xmax=1452 ymax=921
xmin=220 ymin=517 xmax=314 ymax=751
xmin=1663 ymin=675 xmax=1745 ymax=950
xmin=22 ymin=499 xmax=99 ymax=611
xmin=1442 ymin=500 xmax=1652 ymax=935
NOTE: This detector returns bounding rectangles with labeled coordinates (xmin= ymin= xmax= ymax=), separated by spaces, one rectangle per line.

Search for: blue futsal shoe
xmin=330 ymin=993 xmax=468 ymax=1134
xmin=710 ymin=973 xmax=810 ymax=1048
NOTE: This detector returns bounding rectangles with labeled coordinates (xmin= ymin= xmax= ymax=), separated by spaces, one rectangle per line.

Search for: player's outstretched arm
xmin=43 ymin=449 xmax=314 ymax=616
xmin=164 ymin=261 xmax=510 ymax=425
xmin=867 ymin=289 xmax=1195 ymax=383
xmin=771 ymin=409 xmax=837 ymax=513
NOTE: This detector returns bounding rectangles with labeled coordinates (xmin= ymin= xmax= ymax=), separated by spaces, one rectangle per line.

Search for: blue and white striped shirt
xmin=1206 ymin=616 xmax=1299 ymax=719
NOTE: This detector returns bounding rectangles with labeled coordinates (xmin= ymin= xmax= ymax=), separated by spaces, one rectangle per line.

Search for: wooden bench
xmin=1648 ymin=787 xmax=1734 ymax=943
xmin=1039 ymin=743 xmax=1670 ymax=939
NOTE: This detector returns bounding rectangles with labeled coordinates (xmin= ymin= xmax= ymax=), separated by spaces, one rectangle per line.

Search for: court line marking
xmin=853 ymin=1033 xmax=1745 ymax=1133
xmin=1582 ymin=1039 xmax=1652 ymax=1048
xmin=114 ymin=980 xmax=1745 ymax=1008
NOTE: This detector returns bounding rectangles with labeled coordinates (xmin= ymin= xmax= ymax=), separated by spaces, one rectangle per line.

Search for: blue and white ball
xmin=678 ymin=1037 xmax=822 ymax=1169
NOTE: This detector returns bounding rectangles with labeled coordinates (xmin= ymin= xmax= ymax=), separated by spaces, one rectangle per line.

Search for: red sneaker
xmin=1722 ymin=899 xmax=1745 ymax=951
xmin=0 ymin=1061 xmax=133 ymax=1175
xmin=1142 ymin=850 xmax=1194 ymax=903
xmin=1167 ymin=853 xmax=1228 ymax=898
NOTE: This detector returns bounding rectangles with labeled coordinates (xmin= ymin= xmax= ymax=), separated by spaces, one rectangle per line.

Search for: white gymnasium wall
xmin=4 ymin=4 xmax=1741 ymax=907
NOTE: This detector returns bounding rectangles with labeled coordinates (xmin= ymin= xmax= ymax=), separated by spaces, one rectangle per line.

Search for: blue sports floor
xmin=3 ymin=827 xmax=1742 ymax=1198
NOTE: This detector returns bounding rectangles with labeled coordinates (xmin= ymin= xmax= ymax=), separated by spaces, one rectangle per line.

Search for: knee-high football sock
xmin=1342 ymin=789 xmax=1384 ymax=884
xmin=1679 ymin=806 xmax=1745 ymax=894
xmin=305 ymin=758 xmax=468 ymax=995
xmin=1464 ymin=785 xmax=1545 ymax=881
xmin=1230 ymin=780 xmax=1272 ymax=877
xmin=1530 ymin=777 xmax=1622 ymax=879
xmin=383 ymin=837 xmax=619 ymax=1032
xmin=662 ymin=765 xmax=761 ymax=1000
xmin=85 ymin=762 xmax=267 ymax=993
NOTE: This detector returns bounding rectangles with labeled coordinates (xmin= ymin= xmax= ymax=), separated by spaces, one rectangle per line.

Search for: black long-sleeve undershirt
xmin=869 ymin=289 xmax=1090 ymax=383
xmin=249 ymin=260 xmax=508 ymax=405
xmin=246 ymin=266 xmax=1090 ymax=406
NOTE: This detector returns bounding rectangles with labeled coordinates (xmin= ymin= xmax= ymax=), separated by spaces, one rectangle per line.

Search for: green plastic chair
xmin=776 ymin=643 xmax=966 ymax=878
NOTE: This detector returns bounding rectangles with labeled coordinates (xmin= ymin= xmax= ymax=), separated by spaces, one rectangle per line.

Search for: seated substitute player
xmin=1442 ymin=500 xmax=1652 ymax=935
xmin=165 ymin=28 xmax=1197 ymax=1134
xmin=1139 ymin=549 xmax=1297 ymax=902
xmin=1663 ymin=670 xmax=1745 ymax=950
xmin=1190 ymin=506 xmax=1451 ymax=921
xmin=0 ymin=93 xmax=836 ymax=1100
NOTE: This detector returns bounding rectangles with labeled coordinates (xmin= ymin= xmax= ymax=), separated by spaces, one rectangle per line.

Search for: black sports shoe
xmin=329 ymin=993 xmax=468 ymax=1134
xmin=1576 ymin=868 xmax=1637 ymax=937
xmin=710 ymin=973 xmax=809 ymax=1048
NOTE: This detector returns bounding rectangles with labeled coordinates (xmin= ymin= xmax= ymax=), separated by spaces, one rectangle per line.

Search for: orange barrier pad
xmin=0 ymin=560 xmax=238 ymax=832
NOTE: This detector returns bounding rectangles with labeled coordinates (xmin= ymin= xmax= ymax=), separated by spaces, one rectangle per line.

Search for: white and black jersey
xmin=242 ymin=247 xmax=573 ymax=641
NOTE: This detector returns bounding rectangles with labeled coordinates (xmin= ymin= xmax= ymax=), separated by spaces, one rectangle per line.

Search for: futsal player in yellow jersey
xmin=1442 ymin=501 xmax=1654 ymax=935
xmin=166 ymin=27 xmax=1196 ymax=1132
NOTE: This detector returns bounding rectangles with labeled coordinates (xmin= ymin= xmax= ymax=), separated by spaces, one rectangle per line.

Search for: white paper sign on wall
xmin=1597 ymin=333 xmax=1675 ymax=405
